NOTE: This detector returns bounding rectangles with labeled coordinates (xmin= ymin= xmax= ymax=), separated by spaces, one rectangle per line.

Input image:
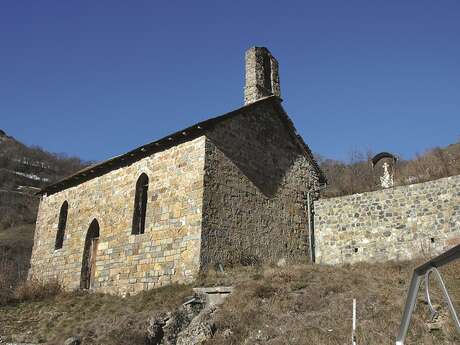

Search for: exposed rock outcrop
xmin=146 ymin=286 xmax=232 ymax=345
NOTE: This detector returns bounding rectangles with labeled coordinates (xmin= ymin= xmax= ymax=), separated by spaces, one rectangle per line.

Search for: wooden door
xmin=89 ymin=238 xmax=99 ymax=288
xmin=81 ymin=219 xmax=100 ymax=289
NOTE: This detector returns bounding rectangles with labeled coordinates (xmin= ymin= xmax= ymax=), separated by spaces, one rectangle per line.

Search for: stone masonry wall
xmin=315 ymin=175 xmax=460 ymax=265
xmin=200 ymin=99 xmax=320 ymax=268
xmin=29 ymin=136 xmax=206 ymax=295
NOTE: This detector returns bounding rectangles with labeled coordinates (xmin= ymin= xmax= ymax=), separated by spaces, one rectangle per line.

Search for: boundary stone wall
xmin=314 ymin=175 xmax=460 ymax=265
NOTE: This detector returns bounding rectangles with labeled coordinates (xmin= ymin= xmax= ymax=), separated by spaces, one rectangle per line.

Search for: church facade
xmin=29 ymin=47 xmax=325 ymax=294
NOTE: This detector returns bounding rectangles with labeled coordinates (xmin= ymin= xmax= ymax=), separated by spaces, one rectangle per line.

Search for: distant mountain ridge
xmin=0 ymin=129 xmax=90 ymax=238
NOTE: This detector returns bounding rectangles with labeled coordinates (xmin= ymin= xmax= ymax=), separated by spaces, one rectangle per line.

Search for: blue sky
xmin=1 ymin=1 xmax=459 ymax=162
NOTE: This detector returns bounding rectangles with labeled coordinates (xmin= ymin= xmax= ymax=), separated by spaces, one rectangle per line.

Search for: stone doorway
xmin=80 ymin=219 xmax=100 ymax=289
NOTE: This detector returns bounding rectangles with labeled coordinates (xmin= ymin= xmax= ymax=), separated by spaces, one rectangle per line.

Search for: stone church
xmin=29 ymin=47 xmax=325 ymax=294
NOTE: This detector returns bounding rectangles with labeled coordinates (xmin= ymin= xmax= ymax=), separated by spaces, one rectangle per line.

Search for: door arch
xmin=80 ymin=219 xmax=100 ymax=289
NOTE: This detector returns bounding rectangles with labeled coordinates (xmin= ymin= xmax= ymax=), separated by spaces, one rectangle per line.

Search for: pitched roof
xmin=39 ymin=96 xmax=326 ymax=195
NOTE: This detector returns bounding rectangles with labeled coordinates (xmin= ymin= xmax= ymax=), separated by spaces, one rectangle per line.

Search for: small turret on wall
xmin=371 ymin=152 xmax=397 ymax=189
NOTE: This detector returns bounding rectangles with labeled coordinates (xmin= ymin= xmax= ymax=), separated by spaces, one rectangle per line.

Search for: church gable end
xmin=200 ymin=99 xmax=321 ymax=269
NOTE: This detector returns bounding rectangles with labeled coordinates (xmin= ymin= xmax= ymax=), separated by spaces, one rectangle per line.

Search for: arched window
xmin=55 ymin=201 xmax=68 ymax=249
xmin=132 ymin=173 xmax=149 ymax=235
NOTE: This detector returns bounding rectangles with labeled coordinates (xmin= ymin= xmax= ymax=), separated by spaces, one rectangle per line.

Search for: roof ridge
xmin=39 ymin=96 xmax=281 ymax=195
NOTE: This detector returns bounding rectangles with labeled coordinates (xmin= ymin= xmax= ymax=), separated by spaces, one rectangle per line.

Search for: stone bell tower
xmin=244 ymin=47 xmax=281 ymax=105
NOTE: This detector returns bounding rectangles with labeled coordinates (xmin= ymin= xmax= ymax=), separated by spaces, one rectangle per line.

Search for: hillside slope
xmin=0 ymin=129 xmax=89 ymax=290
xmin=0 ymin=261 xmax=459 ymax=345
xmin=0 ymin=129 xmax=88 ymax=230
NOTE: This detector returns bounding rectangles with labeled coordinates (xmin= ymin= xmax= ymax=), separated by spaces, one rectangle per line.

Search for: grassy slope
xmin=207 ymin=261 xmax=460 ymax=345
xmin=0 ymin=284 xmax=193 ymax=345
xmin=1 ymin=261 xmax=459 ymax=345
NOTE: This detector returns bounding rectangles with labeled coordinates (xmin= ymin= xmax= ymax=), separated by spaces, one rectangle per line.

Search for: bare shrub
xmin=318 ymin=141 xmax=460 ymax=198
xmin=0 ymin=260 xmax=18 ymax=305
xmin=0 ymin=244 xmax=32 ymax=305
xmin=318 ymin=151 xmax=376 ymax=197
xmin=14 ymin=277 xmax=62 ymax=302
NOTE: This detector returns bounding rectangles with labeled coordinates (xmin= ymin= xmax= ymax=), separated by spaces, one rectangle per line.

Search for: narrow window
xmin=132 ymin=173 xmax=149 ymax=235
xmin=55 ymin=201 xmax=68 ymax=249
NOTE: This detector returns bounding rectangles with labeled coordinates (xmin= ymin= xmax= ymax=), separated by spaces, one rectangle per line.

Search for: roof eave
xmin=38 ymin=96 xmax=280 ymax=196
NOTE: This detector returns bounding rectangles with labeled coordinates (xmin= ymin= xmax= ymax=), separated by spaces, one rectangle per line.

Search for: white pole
xmin=352 ymin=298 xmax=357 ymax=345
xmin=307 ymin=192 xmax=313 ymax=263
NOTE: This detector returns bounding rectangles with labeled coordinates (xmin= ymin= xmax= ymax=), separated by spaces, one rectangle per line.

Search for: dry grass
xmin=14 ymin=277 xmax=63 ymax=302
xmin=0 ymin=283 xmax=193 ymax=345
xmin=0 ymin=261 xmax=459 ymax=345
xmin=201 ymin=261 xmax=460 ymax=345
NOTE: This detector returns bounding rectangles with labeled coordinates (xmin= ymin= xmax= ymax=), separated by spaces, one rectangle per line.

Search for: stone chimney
xmin=244 ymin=47 xmax=281 ymax=105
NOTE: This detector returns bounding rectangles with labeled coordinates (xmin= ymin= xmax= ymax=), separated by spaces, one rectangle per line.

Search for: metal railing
xmin=395 ymin=244 xmax=460 ymax=345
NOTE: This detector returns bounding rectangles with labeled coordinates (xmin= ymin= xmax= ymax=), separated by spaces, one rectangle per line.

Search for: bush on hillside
xmin=318 ymin=141 xmax=460 ymax=198
xmin=14 ymin=277 xmax=62 ymax=302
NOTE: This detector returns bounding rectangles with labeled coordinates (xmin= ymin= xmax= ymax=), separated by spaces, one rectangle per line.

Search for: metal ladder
xmin=395 ymin=244 xmax=460 ymax=345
